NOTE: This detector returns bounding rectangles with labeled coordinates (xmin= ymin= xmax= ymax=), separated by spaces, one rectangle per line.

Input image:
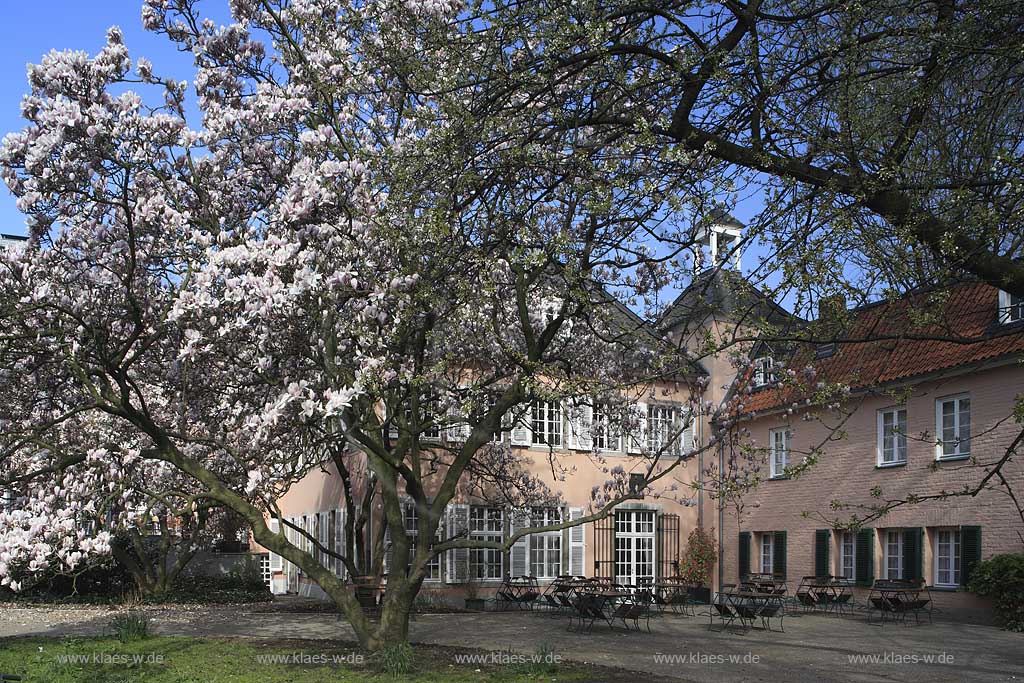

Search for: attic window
xmin=998 ymin=290 xmax=1023 ymax=325
xmin=815 ymin=342 xmax=837 ymax=359
xmin=753 ymin=356 xmax=775 ymax=387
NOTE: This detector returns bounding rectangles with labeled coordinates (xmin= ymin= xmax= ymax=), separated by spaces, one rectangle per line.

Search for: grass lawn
xmin=0 ymin=636 xmax=611 ymax=682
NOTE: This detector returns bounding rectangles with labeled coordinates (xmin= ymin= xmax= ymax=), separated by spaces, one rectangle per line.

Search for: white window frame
xmin=876 ymin=407 xmax=908 ymax=466
xmin=531 ymin=400 xmax=562 ymax=448
xmin=934 ymin=528 xmax=961 ymax=588
xmin=753 ymin=356 xmax=775 ymax=387
xmin=646 ymin=404 xmax=680 ymax=456
xmin=469 ymin=506 xmax=504 ymax=580
xmin=760 ymin=533 xmax=775 ymax=575
xmin=769 ymin=428 xmax=789 ymax=479
xmin=402 ymin=501 xmax=442 ymax=581
xmin=591 ymin=402 xmax=622 ymax=452
xmin=528 ymin=507 xmax=563 ymax=580
xmin=614 ymin=509 xmax=656 ymax=585
xmin=935 ymin=394 xmax=971 ymax=460
xmin=885 ymin=530 xmax=904 ymax=580
xmin=839 ymin=531 xmax=855 ymax=582
xmin=998 ymin=290 xmax=1023 ymax=324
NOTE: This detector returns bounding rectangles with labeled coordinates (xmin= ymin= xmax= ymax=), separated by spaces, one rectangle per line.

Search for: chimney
xmin=815 ymin=294 xmax=847 ymax=358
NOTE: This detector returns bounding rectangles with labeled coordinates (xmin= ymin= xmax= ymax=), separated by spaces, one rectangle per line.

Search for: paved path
xmin=2 ymin=602 xmax=1021 ymax=682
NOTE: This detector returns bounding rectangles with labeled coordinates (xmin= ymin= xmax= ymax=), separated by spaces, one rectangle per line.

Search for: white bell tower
xmin=694 ymin=208 xmax=743 ymax=272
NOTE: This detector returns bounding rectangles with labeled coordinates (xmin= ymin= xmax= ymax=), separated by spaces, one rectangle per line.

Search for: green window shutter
xmin=855 ymin=528 xmax=874 ymax=586
xmin=738 ymin=531 xmax=751 ymax=579
xmin=773 ymin=530 xmax=787 ymax=579
xmin=902 ymin=527 xmax=923 ymax=583
xmin=960 ymin=526 xmax=982 ymax=587
xmin=814 ymin=529 xmax=830 ymax=578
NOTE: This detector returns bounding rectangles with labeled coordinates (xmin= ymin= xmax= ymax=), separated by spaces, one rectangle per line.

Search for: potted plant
xmin=679 ymin=527 xmax=718 ymax=604
xmin=463 ymin=577 xmax=486 ymax=611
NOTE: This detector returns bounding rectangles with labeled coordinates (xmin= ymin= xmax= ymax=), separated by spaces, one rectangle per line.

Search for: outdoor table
xmin=723 ymin=590 xmax=787 ymax=632
xmin=654 ymin=582 xmax=692 ymax=615
xmin=869 ymin=585 xmax=930 ymax=625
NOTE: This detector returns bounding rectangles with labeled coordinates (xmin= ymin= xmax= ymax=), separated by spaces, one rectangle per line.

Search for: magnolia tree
xmin=0 ymin=0 xmax=761 ymax=650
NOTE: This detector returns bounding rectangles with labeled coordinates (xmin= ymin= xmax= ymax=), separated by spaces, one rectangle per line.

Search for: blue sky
xmin=0 ymin=0 xmax=200 ymax=236
xmin=0 ymin=1 xmax=772 ymax=304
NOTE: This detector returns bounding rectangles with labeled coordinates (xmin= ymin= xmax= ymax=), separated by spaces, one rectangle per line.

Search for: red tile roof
xmin=742 ymin=282 xmax=1024 ymax=413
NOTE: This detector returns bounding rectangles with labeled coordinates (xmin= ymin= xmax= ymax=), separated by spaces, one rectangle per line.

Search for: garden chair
xmin=758 ymin=598 xmax=786 ymax=632
xmin=709 ymin=598 xmax=738 ymax=631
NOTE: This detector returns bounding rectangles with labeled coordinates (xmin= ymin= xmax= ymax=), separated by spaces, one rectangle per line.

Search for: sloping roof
xmin=658 ymin=268 xmax=796 ymax=332
xmin=708 ymin=205 xmax=743 ymax=228
xmin=740 ymin=281 xmax=1024 ymax=413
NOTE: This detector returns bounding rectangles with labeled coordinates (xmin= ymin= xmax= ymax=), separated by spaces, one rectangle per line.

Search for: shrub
xmin=110 ymin=612 xmax=150 ymax=643
xmin=164 ymin=574 xmax=273 ymax=604
xmin=377 ymin=642 xmax=414 ymax=677
xmin=678 ymin=527 xmax=718 ymax=586
xmin=969 ymin=553 xmax=1024 ymax=631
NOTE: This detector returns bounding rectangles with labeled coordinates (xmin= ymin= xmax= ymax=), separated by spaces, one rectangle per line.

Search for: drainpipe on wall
xmin=697 ymin=399 xmax=704 ymax=530
xmin=717 ymin=437 xmax=725 ymax=595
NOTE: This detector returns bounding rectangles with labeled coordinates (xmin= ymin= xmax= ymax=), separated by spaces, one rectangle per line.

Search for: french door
xmin=614 ymin=510 xmax=656 ymax=585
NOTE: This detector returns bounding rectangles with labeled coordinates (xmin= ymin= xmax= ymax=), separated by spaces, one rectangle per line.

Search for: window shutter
xmin=738 ymin=531 xmax=751 ymax=579
xmin=627 ymin=402 xmax=647 ymax=454
xmin=267 ymin=518 xmax=283 ymax=572
xmin=566 ymin=402 xmax=593 ymax=451
xmin=568 ymin=507 xmax=585 ymax=576
xmin=318 ymin=512 xmax=330 ymax=568
xmin=510 ymin=509 xmax=530 ymax=578
xmin=814 ymin=529 xmax=830 ymax=578
xmin=681 ymin=409 xmax=695 ymax=454
xmin=903 ymin=527 xmax=923 ymax=583
xmin=334 ymin=509 xmax=346 ymax=578
xmin=960 ymin=525 xmax=982 ymax=587
xmin=773 ymin=530 xmax=787 ymax=579
xmin=855 ymin=528 xmax=874 ymax=586
xmin=510 ymin=407 xmax=532 ymax=446
xmin=445 ymin=504 xmax=470 ymax=583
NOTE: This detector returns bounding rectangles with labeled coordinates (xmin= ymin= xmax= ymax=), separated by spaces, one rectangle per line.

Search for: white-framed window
xmin=531 ymin=400 xmax=562 ymax=447
xmin=877 ymin=407 xmax=908 ymax=466
xmin=260 ymin=554 xmax=272 ymax=587
xmin=402 ymin=501 xmax=442 ymax=580
xmin=753 ymin=356 xmax=775 ymax=386
xmin=936 ymin=394 xmax=971 ymax=460
xmin=647 ymin=404 xmax=679 ymax=455
xmin=998 ymin=290 xmax=1023 ymax=324
xmin=469 ymin=506 xmax=504 ymax=579
xmin=769 ymin=428 xmax=789 ymax=478
xmin=760 ymin=533 xmax=774 ymax=574
xmin=591 ymin=402 xmax=621 ymax=452
xmin=885 ymin=530 xmax=904 ymax=580
xmin=839 ymin=531 xmax=855 ymax=581
xmin=934 ymin=528 xmax=961 ymax=587
xmin=528 ymin=507 xmax=562 ymax=579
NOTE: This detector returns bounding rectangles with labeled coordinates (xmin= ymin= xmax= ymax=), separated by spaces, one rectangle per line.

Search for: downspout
xmin=717 ymin=436 xmax=724 ymax=595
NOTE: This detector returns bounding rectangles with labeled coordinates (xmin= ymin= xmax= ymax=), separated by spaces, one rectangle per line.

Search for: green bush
xmin=969 ymin=553 xmax=1024 ymax=631
xmin=110 ymin=612 xmax=150 ymax=643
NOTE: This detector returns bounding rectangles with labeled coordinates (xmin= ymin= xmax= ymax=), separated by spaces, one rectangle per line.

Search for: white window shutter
xmin=566 ymin=401 xmax=591 ymax=450
xmin=446 ymin=504 xmax=470 ymax=583
xmin=568 ymin=507 xmax=586 ymax=576
xmin=627 ymin=402 xmax=647 ymax=454
xmin=267 ymin=518 xmax=283 ymax=571
xmin=510 ymin=407 xmax=532 ymax=446
xmin=510 ymin=509 xmax=529 ymax=578
xmin=318 ymin=512 xmax=330 ymax=568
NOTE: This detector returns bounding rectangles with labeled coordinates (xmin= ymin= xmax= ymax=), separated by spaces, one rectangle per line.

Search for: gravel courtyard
xmin=2 ymin=601 xmax=1021 ymax=683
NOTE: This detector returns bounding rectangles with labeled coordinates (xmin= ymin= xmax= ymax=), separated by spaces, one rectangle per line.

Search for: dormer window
xmin=753 ymin=356 xmax=775 ymax=387
xmin=815 ymin=342 xmax=837 ymax=359
xmin=998 ymin=290 xmax=1023 ymax=325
